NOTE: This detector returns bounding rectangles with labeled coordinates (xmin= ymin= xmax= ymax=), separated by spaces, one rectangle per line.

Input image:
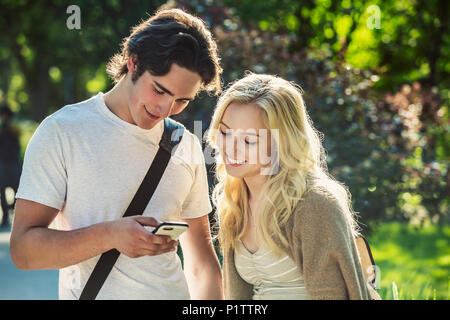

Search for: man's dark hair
xmin=106 ymin=8 xmax=222 ymax=94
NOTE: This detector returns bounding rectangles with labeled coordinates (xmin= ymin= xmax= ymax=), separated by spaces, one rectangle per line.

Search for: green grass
xmin=367 ymin=222 xmax=450 ymax=300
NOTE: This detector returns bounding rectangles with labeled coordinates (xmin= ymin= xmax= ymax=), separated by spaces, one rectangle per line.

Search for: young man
xmin=10 ymin=8 xmax=223 ymax=300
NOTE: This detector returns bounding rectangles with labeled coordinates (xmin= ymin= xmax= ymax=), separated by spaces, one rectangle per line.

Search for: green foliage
xmin=368 ymin=222 xmax=450 ymax=300
xmin=224 ymin=0 xmax=450 ymax=92
xmin=14 ymin=119 xmax=38 ymax=160
xmin=0 ymin=0 xmax=166 ymax=121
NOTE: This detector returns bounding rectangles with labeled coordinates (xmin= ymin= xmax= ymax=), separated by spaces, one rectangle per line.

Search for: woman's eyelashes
xmin=219 ymin=128 xmax=258 ymax=145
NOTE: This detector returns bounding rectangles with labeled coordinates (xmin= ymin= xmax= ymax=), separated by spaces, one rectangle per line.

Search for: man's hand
xmin=10 ymin=199 xmax=179 ymax=270
xmin=105 ymin=216 xmax=178 ymax=258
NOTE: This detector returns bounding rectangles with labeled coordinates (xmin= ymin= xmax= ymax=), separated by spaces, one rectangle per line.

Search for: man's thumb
xmin=135 ymin=216 xmax=160 ymax=228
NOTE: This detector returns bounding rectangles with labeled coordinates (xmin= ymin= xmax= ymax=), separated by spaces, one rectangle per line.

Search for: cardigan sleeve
xmin=291 ymin=188 xmax=371 ymax=300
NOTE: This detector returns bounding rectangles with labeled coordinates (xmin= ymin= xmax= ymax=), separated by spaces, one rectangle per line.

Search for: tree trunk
xmin=26 ymin=62 xmax=50 ymax=122
xmin=427 ymin=0 xmax=447 ymax=86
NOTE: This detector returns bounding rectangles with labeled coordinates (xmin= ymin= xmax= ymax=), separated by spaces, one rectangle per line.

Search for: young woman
xmin=207 ymin=73 xmax=372 ymax=300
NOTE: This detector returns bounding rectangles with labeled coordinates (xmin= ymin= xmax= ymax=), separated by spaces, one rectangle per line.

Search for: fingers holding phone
xmin=105 ymin=216 xmax=180 ymax=258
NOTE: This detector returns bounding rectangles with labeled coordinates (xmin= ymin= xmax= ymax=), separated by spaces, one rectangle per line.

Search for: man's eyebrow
xmin=153 ymin=80 xmax=194 ymax=101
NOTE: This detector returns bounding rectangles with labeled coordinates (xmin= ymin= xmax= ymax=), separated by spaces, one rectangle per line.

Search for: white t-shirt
xmin=16 ymin=92 xmax=212 ymax=300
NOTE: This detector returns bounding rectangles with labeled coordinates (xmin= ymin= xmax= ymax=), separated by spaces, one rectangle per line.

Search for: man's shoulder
xmin=168 ymin=119 xmax=206 ymax=167
xmin=46 ymin=94 xmax=101 ymax=128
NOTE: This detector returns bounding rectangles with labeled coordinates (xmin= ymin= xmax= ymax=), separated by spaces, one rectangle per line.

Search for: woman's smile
xmin=225 ymin=153 xmax=247 ymax=167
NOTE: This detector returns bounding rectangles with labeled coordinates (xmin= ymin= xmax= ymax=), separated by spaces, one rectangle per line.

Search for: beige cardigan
xmin=222 ymin=186 xmax=372 ymax=300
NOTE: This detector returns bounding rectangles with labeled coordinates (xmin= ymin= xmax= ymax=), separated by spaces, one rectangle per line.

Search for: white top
xmin=234 ymin=240 xmax=308 ymax=300
xmin=16 ymin=92 xmax=212 ymax=300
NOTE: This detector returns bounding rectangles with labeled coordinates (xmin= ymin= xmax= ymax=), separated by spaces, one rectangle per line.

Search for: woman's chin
xmin=224 ymin=163 xmax=261 ymax=179
xmin=224 ymin=164 xmax=246 ymax=178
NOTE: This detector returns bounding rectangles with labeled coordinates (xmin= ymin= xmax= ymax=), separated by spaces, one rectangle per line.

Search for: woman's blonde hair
xmin=207 ymin=73 xmax=360 ymax=255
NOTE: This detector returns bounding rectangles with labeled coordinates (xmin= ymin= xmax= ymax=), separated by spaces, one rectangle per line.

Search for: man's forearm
xmin=11 ymin=222 xmax=113 ymax=270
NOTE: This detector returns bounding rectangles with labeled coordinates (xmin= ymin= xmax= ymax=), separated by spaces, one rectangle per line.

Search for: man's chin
xmin=138 ymin=118 xmax=162 ymax=130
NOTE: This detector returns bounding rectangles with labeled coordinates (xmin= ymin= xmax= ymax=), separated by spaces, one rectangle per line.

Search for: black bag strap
xmin=79 ymin=118 xmax=184 ymax=300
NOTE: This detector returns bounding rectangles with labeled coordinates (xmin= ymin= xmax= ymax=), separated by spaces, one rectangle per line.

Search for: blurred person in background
xmin=0 ymin=104 xmax=21 ymax=228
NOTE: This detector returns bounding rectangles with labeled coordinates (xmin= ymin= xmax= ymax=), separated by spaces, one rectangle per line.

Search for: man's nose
xmin=155 ymin=96 xmax=175 ymax=118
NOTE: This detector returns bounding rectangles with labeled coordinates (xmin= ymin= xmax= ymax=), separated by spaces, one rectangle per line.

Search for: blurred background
xmin=0 ymin=0 xmax=448 ymax=300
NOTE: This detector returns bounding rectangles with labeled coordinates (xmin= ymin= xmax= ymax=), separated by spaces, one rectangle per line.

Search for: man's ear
xmin=127 ymin=55 xmax=138 ymax=73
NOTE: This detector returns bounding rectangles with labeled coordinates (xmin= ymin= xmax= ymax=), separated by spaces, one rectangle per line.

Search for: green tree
xmin=223 ymin=0 xmax=450 ymax=90
xmin=0 ymin=0 xmax=165 ymax=121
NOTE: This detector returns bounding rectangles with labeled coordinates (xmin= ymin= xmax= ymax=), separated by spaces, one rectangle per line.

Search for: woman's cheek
xmin=216 ymin=133 xmax=226 ymax=161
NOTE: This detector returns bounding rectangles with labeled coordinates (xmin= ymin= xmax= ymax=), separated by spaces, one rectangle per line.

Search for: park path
xmin=0 ymin=226 xmax=58 ymax=299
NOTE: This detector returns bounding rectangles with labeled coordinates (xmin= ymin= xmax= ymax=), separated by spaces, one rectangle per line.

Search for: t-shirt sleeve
xmin=15 ymin=116 xmax=67 ymax=210
xmin=179 ymin=135 xmax=212 ymax=219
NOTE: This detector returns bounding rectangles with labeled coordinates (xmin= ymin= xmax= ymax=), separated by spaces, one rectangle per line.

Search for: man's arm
xmin=10 ymin=199 xmax=178 ymax=270
xmin=179 ymin=214 xmax=223 ymax=300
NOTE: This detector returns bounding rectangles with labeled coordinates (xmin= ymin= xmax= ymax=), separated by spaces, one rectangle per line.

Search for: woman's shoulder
xmin=295 ymin=185 xmax=343 ymax=213
xmin=291 ymin=185 xmax=352 ymax=233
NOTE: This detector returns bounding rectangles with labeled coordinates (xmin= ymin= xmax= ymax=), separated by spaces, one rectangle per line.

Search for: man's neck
xmin=103 ymin=77 xmax=134 ymax=124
